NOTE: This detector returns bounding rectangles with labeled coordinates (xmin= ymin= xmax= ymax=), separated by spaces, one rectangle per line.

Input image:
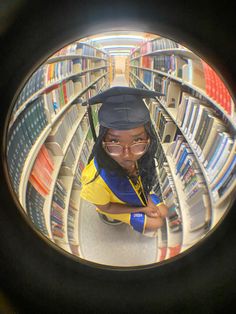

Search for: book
xmin=182 ymin=59 xmax=206 ymax=90
xmin=165 ymin=81 xmax=182 ymax=108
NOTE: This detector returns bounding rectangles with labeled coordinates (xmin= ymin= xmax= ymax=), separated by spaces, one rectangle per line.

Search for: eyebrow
xmin=106 ymin=131 xmax=146 ymax=138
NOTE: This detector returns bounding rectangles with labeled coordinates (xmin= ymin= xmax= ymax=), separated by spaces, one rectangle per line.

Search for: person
xmin=80 ymin=86 xmax=168 ymax=237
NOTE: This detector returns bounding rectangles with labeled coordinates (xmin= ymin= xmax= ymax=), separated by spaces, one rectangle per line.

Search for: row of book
xmin=72 ymin=58 xmax=107 ymax=73
xmin=148 ymin=84 xmax=235 ymax=202
xmin=73 ymin=138 xmax=93 ymax=190
xmin=158 ymin=163 xmax=182 ymax=233
xmin=51 ymin=179 xmax=67 ymax=242
xmin=152 ymin=101 xmax=212 ymax=237
xmin=44 ymin=68 xmax=107 ymax=121
xmin=46 ymin=60 xmax=74 ymax=84
xmin=76 ymin=42 xmax=107 ymax=59
xmin=26 ymin=145 xmax=55 ymax=237
xmin=26 ymin=182 xmax=49 ymax=237
xmin=151 ymin=104 xmax=177 ymax=143
xmin=46 ymin=106 xmax=88 ymax=156
xmin=130 ymin=45 xmax=234 ymax=119
xmin=7 ymin=97 xmax=49 ymax=195
xmin=169 ymin=138 xmax=211 ymax=233
xmin=176 ymin=93 xmax=234 ymax=179
xmin=13 ymin=65 xmax=46 ymax=112
xmin=53 ymin=42 xmax=107 ymax=59
xmin=13 ymin=52 xmax=108 ymax=121
xmin=44 ymin=80 xmax=75 ymax=120
xmin=67 ymin=196 xmax=79 ymax=245
xmin=131 ymin=38 xmax=179 ymax=59
xmin=202 ymin=61 xmax=233 ymax=115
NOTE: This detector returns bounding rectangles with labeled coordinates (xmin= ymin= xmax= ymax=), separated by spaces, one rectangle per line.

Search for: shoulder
xmin=81 ymin=158 xmax=98 ymax=185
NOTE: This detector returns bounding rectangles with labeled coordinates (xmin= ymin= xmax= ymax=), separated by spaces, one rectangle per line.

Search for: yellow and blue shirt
xmin=80 ymin=157 xmax=162 ymax=234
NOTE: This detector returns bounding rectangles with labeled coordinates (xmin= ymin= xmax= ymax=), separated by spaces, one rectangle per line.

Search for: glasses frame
xmin=102 ymin=138 xmax=150 ymax=156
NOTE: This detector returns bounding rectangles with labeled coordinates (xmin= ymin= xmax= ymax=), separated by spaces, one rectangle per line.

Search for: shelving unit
xmin=7 ymin=40 xmax=111 ymax=256
xmin=129 ymin=37 xmax=236 ymax=259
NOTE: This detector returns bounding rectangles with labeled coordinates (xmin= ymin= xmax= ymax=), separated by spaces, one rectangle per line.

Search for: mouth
xmin=120 ymin=160 xmax=135 ymax=168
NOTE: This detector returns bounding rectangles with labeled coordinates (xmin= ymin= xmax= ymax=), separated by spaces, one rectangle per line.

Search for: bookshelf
xmin=130 ymin=37 xmax=236 ymax=258
xmin=7 ymin=40 xmax=111 ymax=256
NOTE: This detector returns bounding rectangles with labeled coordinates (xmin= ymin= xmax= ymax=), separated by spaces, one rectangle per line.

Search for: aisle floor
xmin=110 ymin=74 xmax=129 ymax=87
xmin=79 ymin=199 xmax=158 ymax=267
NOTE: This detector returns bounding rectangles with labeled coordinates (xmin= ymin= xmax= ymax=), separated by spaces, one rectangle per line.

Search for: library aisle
xmin=79 ymin=199 xmax=157 ymax=266
xmin=5 ymin=30 xmax=236 ymax=269
xmin=111 ymin=74 xmax=129 ymax=87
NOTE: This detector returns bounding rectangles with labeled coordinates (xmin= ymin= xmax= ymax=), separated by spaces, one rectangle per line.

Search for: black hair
xmin=87 ymin=121 xmax=159 ymax=196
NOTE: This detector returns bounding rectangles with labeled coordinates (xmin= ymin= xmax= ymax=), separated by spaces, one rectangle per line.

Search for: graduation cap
xmin=82 ymin=86 xmax=162 ymax=140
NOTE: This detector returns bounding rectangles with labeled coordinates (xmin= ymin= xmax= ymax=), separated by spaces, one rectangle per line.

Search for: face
xmin=103 ymin=126 xmax=149 ymax=171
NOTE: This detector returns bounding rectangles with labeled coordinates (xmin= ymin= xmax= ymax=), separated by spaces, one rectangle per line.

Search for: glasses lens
xmin=130 ymin=143 xmax=148 ymax=154
xmin=105 ymin=145 xmax=122 ymax=155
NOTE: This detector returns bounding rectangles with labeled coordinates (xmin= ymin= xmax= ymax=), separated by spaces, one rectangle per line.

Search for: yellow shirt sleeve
xmin=80 ymin=180 xmax=110 ymax=205
xmin=80 ymin=159 xmax=110 ymax=205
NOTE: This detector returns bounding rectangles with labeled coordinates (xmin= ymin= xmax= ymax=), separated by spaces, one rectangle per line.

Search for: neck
xmin=126 ymin=162 xmax=139 ymax=177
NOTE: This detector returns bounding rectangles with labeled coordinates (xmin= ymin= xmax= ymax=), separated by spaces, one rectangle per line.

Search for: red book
xmin=29 ymin=171 xmax=49 ymax=196
xmin=159 ymin=247 xmax=167 ymax=261
xmin=169 ymin=245 xmax=181 ymax=258
xmin=203 ymin=62 xmax=211 ymax=96
xmin=40 ymin=145 xmax=54 ymax=172
xmin=62 ymin=81 xmax=68 ymax=104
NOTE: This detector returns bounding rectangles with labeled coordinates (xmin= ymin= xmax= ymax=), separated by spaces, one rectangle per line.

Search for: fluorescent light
xmin=89 ymin=35 xmax=145 ymax=41
xmin=102 ymin=45 xmax=136 ymax=49
xmin=108 ymin=50 xmax=131 ymax=53
xmin=109 ymin=52 xmax=130 ymax=56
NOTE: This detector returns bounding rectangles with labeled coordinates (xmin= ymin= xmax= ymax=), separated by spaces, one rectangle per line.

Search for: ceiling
xmin=82 ymin=31 xmax=159 ymax=56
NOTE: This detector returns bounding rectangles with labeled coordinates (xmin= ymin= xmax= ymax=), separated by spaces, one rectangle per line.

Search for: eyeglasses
xmin=102 ymin=139 xmax=150 ymax=156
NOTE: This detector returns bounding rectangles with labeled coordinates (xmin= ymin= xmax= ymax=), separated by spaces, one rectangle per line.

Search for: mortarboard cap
xmin=82 ymin=86 xmax=163 ymax=130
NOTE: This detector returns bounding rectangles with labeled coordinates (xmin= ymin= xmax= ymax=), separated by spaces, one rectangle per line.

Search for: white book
xmin=198 ymin=116 xmax=226 ymax=163
xmin=208 ymin=137 xmax=234 ymax=183
xmin=190 ymin=105 xmax=205 ymax=147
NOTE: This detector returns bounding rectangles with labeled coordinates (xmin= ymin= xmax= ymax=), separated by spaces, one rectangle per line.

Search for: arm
xmin=147 ymin=195 xmax=169 ymax=218
xmin=96 ymin=201 xmax=163 ymax=218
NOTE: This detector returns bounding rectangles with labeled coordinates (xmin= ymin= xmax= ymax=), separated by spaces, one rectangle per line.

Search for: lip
xmin=120 ymin=160 xmax=135 ymax=167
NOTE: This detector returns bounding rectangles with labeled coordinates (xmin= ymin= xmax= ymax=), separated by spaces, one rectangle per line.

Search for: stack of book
xmin=13 ymin=65 xmax=46 ymax=112
xmin=51 ymin=179 xmax=67 ymax=242
xmin=7 ymin=99 xmax=49 ymax=195
xmin=202 ymin=61 xmax=233 ymax=116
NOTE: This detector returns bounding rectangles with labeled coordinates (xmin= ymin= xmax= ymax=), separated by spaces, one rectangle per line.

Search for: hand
xmin=142 ymin=196 xmax=161 ymax=218
xmin=147 ymin=195 xmax=169 ymax=218
xmin=142 ymin=206 xmax=161 ymax=218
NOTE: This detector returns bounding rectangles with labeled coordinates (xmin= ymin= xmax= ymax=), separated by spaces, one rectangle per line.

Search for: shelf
xmin=10 ymin=68 xmax=108 ymax=128
xmin=69 ymin=189 xmax=81 ymax=246
xmin=163 ymin=103 xmax=233 ymax=228
xmin=19 ymin=124 xmax=52 ymax=208
xmin=130 ymin=48 xmax=198 ymax=61
xmin=132 ymin=73 xmax=234 ymax=229
xmin=163 ymin=143 xmax=209 ymax=252
xmin=60 ymin=175 xmax=75 ymax=251
xmin=130 ymin=66 xmax=236 ymax=130
xmin=47 ymin=54 xmax=108 ymax=63
xmin=43 ymin=155 xmax=64 ymax=239
xmin=18 ymin=72 xmax=107 ymax=208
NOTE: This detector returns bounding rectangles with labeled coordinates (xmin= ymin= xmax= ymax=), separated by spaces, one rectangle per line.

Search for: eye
xmin=133 ymin=137 xmax=145 ymax=143
xmin=110 ymin=139 xmax=120 ymax=144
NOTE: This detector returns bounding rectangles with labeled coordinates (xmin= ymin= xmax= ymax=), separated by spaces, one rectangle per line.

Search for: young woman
xmin=80 ymin=87 xmax=168 ymax=237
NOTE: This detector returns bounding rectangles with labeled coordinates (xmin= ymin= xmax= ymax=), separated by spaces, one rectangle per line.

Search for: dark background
xmin=0 ymin=0 xmax=236 ymax=313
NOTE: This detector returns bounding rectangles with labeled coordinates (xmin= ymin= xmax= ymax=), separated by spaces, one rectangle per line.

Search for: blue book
xmin=176 ymin=147 xmax=192 ymax=174
xmin=206 ymin=133 xmax=227 ymax=170
xmin=212 ymin=155 xmax=236 ymax=191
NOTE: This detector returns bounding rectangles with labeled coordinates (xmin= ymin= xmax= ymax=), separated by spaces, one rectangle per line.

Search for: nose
xmin=123 ymin=145 xmax=131 ymax=158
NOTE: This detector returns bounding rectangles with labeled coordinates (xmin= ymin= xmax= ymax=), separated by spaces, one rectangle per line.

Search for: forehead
xmin=106 ymin=126 xmax=146 ymax=137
